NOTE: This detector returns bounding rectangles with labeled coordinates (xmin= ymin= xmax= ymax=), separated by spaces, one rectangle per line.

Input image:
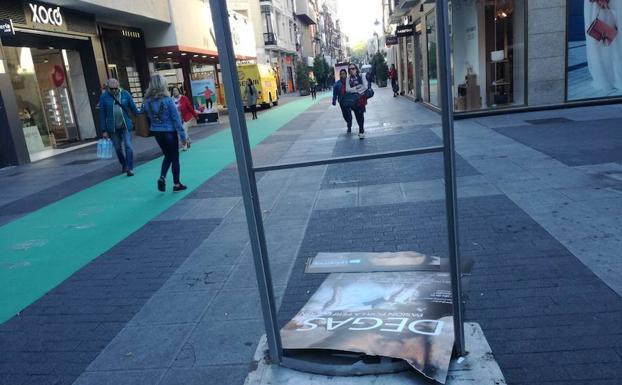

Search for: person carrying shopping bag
xmin=144 ymin=74 xmax=189 ymax=192
xmin=172 ymin=86 xmax=197 ymax=151
xmin=98 ymin=78 xmax=140 ymax=176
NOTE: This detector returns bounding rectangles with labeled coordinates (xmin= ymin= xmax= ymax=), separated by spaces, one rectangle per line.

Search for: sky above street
xmin=337 ymin=0 xmax=384 ymax=45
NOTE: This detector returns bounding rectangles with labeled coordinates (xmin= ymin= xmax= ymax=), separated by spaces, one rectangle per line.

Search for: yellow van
xmin=237 ymin=63 xmax=279 ymax=108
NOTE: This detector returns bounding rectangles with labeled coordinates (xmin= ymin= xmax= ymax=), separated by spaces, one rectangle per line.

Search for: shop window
xmin=5 ymin=46 xmax=83 ymax=157
xmin=451 ymin=0 xmax=526 ymax=111
xmin=426 ymin=10 xmax=438 ymax=106
xmin=567 ymin=0 xmax=622 ymax=101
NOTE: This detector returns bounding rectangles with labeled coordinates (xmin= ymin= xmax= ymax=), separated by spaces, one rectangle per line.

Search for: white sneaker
xmin=182 ymin=144 xmax=188 ymax=151
xmin=358 ymin=132 xmax=365 ymax=139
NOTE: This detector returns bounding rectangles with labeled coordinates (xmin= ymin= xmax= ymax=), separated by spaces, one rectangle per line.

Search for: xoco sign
xmin=29 ymin=3 xmax=63 ymax=26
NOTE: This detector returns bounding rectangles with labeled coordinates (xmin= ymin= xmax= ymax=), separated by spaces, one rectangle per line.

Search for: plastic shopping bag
xmin=97 ymin=139 xmax=113 ymax=159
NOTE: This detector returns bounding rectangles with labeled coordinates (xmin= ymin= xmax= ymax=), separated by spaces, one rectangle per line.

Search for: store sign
xmin=121 ymin=30 xmax=141 ymax=39
xmin=385 ymin=35 xmax=398 ymax=46
xmin=0 ymin=18 xmax=14 ymax=35
xmin=396 ymin=23 xmax=415 ymax=38
xmin=29 ymin=3 xmax=63 ymax=26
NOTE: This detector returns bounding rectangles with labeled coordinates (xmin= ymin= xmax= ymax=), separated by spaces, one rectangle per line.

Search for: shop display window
xmin=426 ymin=11 xmax=439 ymax=106
xmin=567 ymin=0 xmax=622 ymax=101
xmin=5 ymin=46 xmax=81 ymax=155
xmin=451 ymin=0 xmax=526 ymax=111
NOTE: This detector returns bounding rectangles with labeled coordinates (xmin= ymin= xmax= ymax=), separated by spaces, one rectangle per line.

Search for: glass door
xmin=31 ymin=48 xmax=79 ymax=145
xmin=426 ymin=11 xmax=439 ymax=106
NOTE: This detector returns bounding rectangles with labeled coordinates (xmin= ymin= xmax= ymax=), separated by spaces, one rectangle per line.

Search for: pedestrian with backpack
xmin=345 ymin=63 xmax=370 ymax=139
xmin=144 ymin=74 xmax=189 ymax=192
xmin=98 ymin=78 xmax=140 ymax=176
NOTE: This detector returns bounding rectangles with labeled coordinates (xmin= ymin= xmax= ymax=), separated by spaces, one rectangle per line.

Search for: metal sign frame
xmin=209 ymin=0 xmax=465 ymax=364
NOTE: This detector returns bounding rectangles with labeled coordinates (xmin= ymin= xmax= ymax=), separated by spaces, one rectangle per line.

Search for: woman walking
xmin=332 ymin=68 xmax=353 ymax=133
xmin=345 ymin=63 xmax=368 ymax=139
xmin=245 ymin=79 xmax=258 ymax=120
xmin=172 ymin=86 xmax=197 ymax=151
xmin=144 ymin=74 xmax=189 ymax=192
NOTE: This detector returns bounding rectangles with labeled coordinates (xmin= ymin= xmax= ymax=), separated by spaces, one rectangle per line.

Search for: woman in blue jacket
xmin=98 ymin=78 xmax=140 ymax=176
xmin=143 ymin=74 xmax=189 ymax=192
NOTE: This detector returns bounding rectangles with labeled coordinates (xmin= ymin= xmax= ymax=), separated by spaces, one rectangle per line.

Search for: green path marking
xmin=0 ymin=94 xmax=328 ymax=324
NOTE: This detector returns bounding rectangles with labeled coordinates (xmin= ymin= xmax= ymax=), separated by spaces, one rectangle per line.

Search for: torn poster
xmin=305 ymin=251 xmax=441 ymax=274
xmin=281 ymin=271 xmax=455 ymax=383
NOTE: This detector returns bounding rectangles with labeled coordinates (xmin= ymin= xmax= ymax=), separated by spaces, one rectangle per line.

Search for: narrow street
xmin=1 ymin=87 xmax=622 ymax=385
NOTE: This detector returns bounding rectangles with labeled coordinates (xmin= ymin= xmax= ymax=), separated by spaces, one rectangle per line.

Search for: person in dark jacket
xmin=98 ymin=78 xmax=140 ymax=176
xmin=332 ymin=69 xmax=353 ymax=133
xmin=389 ymin=64 xmax=399 ymax=97
xmin=245 ymin=79 xmax=258 ymax=120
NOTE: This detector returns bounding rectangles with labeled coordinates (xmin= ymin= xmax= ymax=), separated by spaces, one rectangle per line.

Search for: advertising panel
xmin=567 ymin=0 xmax=622 ymax=100
xmin=281 ymin=271 xmax=455 ymax=383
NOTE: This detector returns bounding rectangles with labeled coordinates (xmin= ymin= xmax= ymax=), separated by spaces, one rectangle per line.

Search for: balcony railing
xmin=264 ymin=32 xmax=277 ymax=46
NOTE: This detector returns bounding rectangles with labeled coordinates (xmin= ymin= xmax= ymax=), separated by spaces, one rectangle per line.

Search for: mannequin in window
xmin=584 ymin=0 xmax=622 ymax=91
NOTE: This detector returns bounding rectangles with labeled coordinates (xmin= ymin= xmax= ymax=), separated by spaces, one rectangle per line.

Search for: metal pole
xmin=209 ymin=0 xmax=283 ymax=363
xmin=435 ymin=0 xmax=466 ymax=356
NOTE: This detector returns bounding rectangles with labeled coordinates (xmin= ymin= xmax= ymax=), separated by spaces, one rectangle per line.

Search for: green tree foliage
xmin=349 ymin=41 xmax=368 ymax=67
xmin=371 ymin=52 xmax=389 ymax=84
xmin=313 ymin=55 xmax=332 ymax=89
xmin=295 ymin=60 xmax=310 ymax=94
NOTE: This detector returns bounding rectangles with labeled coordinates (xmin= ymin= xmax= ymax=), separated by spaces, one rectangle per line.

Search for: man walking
xmin=98 ymin=78 xmax=140 ymax=176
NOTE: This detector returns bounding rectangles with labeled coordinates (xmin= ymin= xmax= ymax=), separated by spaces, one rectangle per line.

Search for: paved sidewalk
xmin=0 ymin=88 xmax=621 ymax=385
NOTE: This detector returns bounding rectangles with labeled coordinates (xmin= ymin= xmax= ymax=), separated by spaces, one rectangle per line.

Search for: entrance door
xmin=31 ymin=48 xmax=79 ymax=145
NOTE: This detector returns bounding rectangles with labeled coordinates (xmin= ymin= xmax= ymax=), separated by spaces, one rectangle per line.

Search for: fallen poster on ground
xmin=305 ymin=251 xmax=441 ymax=274
xmin=281 ymin=271 xmax=455 ymax=383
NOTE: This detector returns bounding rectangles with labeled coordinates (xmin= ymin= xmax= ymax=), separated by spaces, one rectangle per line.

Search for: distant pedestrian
xmin=332 ymin=69 xmax=353 ymax=133
xmin=389 ymin=64 xmax=399 ymax=97
xmin=144 ymin=74 xmax=188 ymax=192
xmin=98 ymin=78 xmax=140 ymax=176
xmin=203 ymin=86 xmax=214 ymax=109
xmin=245 ymin=78 xmax=258 ymax=120
xmin=310 ymin=78 xmax=317 ymax=100
xmin=172 ymin=86 xmax=197 ymax=151
xmin=346 ymin=63 xmax=368 ymax=139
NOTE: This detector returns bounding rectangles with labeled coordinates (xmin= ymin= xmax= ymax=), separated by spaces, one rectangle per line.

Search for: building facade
xmin=388 ymin=0 xmax=622 ymax=114
xmin=0 ymin=0 xmax=169 ymax=166
xmin=0 ymin=0 xmax=261 ymax=167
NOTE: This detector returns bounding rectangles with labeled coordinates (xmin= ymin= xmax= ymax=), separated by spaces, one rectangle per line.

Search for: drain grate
xmin=65 ymin=159 xmax=99 ymax=165
xmin=525 ymin=117 xmax=574 ymax=125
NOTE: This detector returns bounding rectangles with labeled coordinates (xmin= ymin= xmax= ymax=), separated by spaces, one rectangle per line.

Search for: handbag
xmin=587 ymin=7 xmax=618 ymax=45
xmin=364 ymin=88 xmax=375 ymax=99
xmin=341 ymin=92 xmax=360 ymax=109
xmin=134 ymin=113 xmax=151 ymax=137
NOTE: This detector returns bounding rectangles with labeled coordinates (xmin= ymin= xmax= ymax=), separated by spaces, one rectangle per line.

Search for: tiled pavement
xmin=1 ymin=88 xmax=622 ymax=385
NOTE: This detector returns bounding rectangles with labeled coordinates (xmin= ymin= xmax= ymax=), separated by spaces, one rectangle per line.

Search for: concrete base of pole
xmin=245 ymin=323 xmax=506 ymax=385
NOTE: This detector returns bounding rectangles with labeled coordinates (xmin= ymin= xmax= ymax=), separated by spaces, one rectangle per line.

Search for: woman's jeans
xmin=153 ymin=131 xmax=181 ymax=184
xmin=110 ymin=129 xmax=134 ymax=171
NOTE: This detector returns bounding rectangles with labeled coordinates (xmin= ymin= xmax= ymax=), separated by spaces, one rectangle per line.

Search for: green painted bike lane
xmin=0 ymin=95 xmax=327 ymax=324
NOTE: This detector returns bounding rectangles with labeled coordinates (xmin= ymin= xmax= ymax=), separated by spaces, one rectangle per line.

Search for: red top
xmin=389 ymin=67 xmax=398 ymax=80
xmin=178 ymin=95 xmax=198 ymax=123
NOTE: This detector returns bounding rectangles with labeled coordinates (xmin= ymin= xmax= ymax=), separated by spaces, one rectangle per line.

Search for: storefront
xmin=566 ymin=0 xmax=622 ymax=102
xmin=146 ymin=9 xmax=256 ymax=110
xmin=99 ymin=25 xmax=149 ymax=109
xmin=451 ymin=0 xmax=527 ymax=112
xmin=0 ymin=0 xmax=103 ymax=166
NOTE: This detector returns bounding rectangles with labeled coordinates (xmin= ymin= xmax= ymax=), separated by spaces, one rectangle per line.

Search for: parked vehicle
xmin=236 ymin=64 xmax=279 ymax=109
